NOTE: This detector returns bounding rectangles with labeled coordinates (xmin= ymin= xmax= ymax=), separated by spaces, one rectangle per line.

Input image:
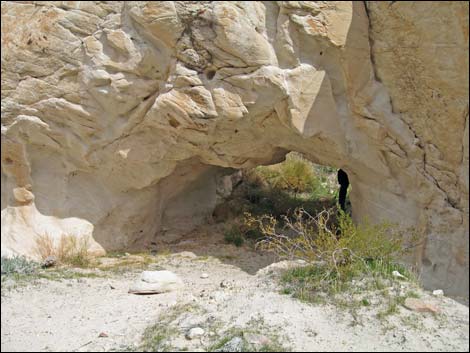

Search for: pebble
xmin=201 ymin=273 xmax=209 ymax=279
xmin=433 ymin=289 xmax=444 ymax=297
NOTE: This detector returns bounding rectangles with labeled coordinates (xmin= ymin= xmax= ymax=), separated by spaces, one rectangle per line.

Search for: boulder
xmin=129 ymin=271 xmax=183 ymax=295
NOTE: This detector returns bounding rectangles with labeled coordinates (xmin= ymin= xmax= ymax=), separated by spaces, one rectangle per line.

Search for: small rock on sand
xmin=185 ymin=327 xmax=205 ymax=340
xmin=41 ymin=256 xmax=57 ymax=268
xmin=129 ymin=271 xmax=183 ymax=295
xmin=404 ymin=298 xmax=440 ymax=313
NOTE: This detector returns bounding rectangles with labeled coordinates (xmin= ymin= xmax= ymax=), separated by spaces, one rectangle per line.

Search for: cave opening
xmin=212 ymin=151 xmax=352 ymax=235
xmin=146 ymin=151 xmax=354 ymax=274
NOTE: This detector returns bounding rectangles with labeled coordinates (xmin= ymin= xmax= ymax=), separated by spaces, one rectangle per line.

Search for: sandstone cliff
xmin=1 ymin=1 xmax=468 ymax=297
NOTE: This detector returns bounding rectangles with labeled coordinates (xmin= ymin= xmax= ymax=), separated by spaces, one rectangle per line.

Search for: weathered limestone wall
xmin=366 ymin=1 xmax=469 ymax=295
xmin=1 ymin=1 xmax=468 ymax=297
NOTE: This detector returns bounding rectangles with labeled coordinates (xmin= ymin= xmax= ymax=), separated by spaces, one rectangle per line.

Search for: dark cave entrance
xmin=212 ymin=152 xmax=352 ymax=232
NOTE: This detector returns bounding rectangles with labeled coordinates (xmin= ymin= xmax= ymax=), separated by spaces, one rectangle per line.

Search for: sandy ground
xmin=1 ymin=225 xmax=469 ymax=352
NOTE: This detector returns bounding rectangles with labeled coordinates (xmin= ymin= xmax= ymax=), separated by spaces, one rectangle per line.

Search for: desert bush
xmin=1 ymin=256 xmax=39 ymax=275
xmin=247 ymin=208 xmax=419 ymax=294
xmin=224 ymin=227 xmax=244 ymax=247
xmin=34 ymin=233 xmax=91 ymax=267
xmin=247 ymin=153 xmax=322 ymax=195
xmin=58 ymin=234 xmax=91 ymax=267
xmin=34 ymin=232 xmax=55 ymax=260
xmin=276 ymin=154 xmax=317 ymax=193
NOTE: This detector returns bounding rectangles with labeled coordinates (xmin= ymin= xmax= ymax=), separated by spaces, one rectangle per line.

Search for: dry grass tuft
xmin=34 ymin=233 xmax=91 ymax=267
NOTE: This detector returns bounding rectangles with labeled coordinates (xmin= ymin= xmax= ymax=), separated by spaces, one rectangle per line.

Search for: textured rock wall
xmin=1 ymin=1 xmax=468 ymax=297
xmin=366 ymin=1 xmax=469 ymax=296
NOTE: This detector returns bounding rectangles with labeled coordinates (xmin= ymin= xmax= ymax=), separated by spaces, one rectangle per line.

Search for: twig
xmin=74 ymin=340 xmax=93 ymax=352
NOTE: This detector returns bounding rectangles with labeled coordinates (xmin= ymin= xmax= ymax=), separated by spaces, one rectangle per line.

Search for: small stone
xmin=185 ymin=327 xmax=205 ymax=340
xmin=432 ymin=289 xmax=444 ymax=297
xmin=41 ymin=256 xmax=57 ymax=268
xmin=98 ymin=332 xmax=108 ymax=338
xmin=201 ymin=273 xmax=209 ymax=279
xmin=404 ymin=298 xmax=440 ymax=313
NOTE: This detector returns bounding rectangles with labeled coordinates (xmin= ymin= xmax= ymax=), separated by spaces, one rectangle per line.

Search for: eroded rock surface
xmin=1 ymin=1 xmax=468 ymax=296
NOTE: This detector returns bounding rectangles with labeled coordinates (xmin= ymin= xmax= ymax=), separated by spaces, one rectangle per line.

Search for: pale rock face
xmin=1 ymin=2 xmax=468 ymax=297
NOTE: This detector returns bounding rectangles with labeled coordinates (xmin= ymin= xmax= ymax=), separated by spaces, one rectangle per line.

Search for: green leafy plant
xmin=224 ymin=227 xmax=244 ymax=247
xmin=1 ymin=256 xmax=38 ymax=275
xmin=246 ymin=153 xmax=325 ymax=195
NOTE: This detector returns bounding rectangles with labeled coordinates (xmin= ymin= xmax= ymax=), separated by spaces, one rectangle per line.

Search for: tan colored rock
xmin=404 ymin=298 xmax=440 ymax=314
xmin=212 ymin=88 xmax=248 ymax=120
xmin=12 ymin=187 xmax=34 ymax=204
xmin=1 ymin=2 xmax=468 ymax=298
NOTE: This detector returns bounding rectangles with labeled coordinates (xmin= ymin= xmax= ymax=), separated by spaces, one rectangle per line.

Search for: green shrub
xmin=247 ymin=153 xmax=320 ymax=194
xmin=275 ymin=155 xmax=316 ymax=193
xmin=224 ymin=227 xmax=244 ymax=247
xmin=243 ymin=227 xmax=264 ymax=241
xmin=248 ymin=208 xmax=418 ymax=296
xmin=240 ymin=153 xmax=337 ymax=220
xmin=1 ymin=256 xmax=39 ymax=275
